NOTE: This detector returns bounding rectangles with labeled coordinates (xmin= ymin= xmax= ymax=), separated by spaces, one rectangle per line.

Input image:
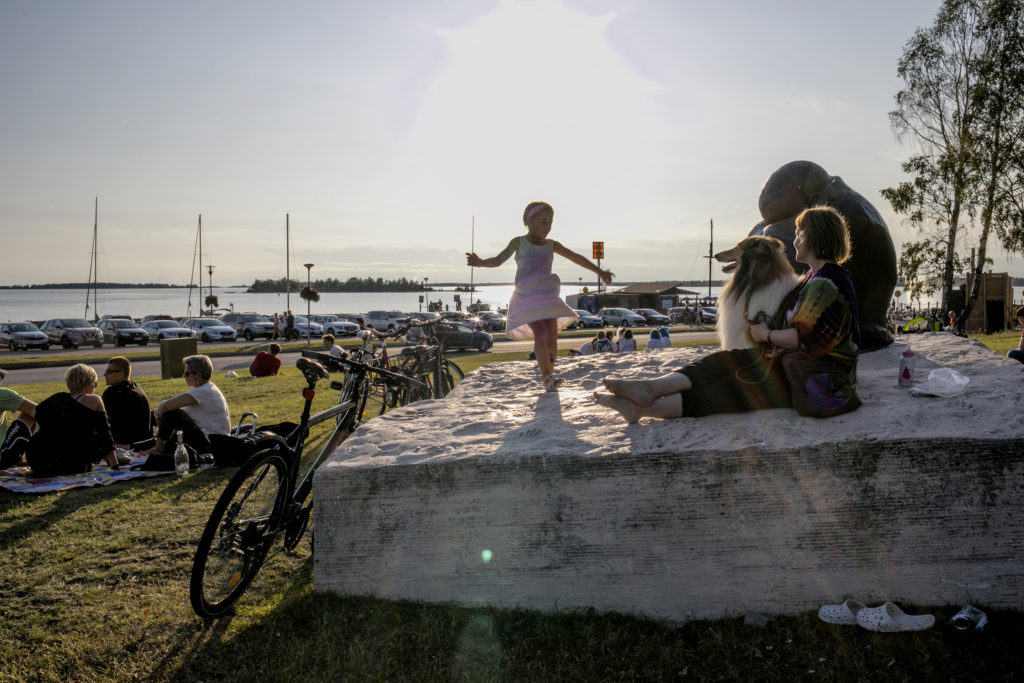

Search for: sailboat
xmin=84 ymin=197 xmax=100 ymax=321
xmin=186 ymin=215 xmax=202 ymax=318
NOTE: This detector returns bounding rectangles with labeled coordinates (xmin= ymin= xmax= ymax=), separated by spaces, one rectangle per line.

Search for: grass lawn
xmin=2 ymin=340 xmax=1021 ymax=681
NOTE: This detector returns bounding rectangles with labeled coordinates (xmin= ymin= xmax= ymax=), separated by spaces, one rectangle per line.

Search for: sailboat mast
xmin=85 ymin=197 xmax=98 ymax=319
xmin=198 ymin=215 xmax=205 ymax=315
xmin=286 ymin=213 xmax=291 ymax=311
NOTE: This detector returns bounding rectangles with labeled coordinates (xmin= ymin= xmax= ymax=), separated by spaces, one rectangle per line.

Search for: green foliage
xmin=884 ymin=0 xmax=1024 ymax=316
xmin=248 ymin=276 xmax=428 ymax=293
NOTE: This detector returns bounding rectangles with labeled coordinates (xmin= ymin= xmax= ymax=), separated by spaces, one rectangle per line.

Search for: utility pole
xmin=705 ymin=219 xmax=714 ymax=299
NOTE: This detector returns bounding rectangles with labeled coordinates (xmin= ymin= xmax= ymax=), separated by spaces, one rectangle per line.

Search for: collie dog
xmin=714 ymin=236 xmax=799 ymax=350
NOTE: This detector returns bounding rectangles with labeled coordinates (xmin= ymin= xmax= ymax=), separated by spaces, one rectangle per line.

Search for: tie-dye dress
xmin=504 ymin=237 xmax=577 ymax=340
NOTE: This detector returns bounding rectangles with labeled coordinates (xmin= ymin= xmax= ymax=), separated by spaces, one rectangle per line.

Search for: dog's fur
xmin=714 ymin=236 xmax=799 ymax=350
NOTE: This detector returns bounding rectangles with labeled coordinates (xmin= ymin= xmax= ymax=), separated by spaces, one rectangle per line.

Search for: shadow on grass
xmin=150 ymin=548 xmax=1024 ymax=681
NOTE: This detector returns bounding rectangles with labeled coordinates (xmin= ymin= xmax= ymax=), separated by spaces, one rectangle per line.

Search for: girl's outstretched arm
xmin=466 ymin=237 xmax=518 ymax=268
xmin=552 ymin=241 xmax=614 ymax=285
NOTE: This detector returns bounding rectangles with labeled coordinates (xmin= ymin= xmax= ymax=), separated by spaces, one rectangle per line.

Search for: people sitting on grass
xmin=0 ymin=367 xmax=37 ymax=469
xmin=645 ymin=329 xmax=665 ymax=350
xmin=250 ymin=343 xmax=282 ymax=376
xmin=322 ymin=334 xmax=347 ymax=359
xmin=144 ymin=355 xmax=230 ymax=457
xmin=594 ymin=330 xmax=616 ymax=353
xmin=25 ymin=364 xmax=128 ymax=477
xmin=102 ymin=356 xmax=154 ymax=446
xmin=658 ymin=326 xmax=672 ymax=348
xmin=616 ymin=328 xmax=637 ymax=353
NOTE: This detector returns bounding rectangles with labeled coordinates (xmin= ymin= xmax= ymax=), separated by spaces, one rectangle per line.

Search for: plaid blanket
xmin=0 ymin=454 xmax=174 ymax=494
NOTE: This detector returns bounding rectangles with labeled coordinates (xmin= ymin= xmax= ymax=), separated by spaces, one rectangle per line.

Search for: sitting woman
xmin=146 ymin=354 xmax=230 ymax=456
xmin=26 ymin=364 xmax=125 ymax=477
xmin=595 ymin=206 xmax=859 ymax=424
xmin=616 ymin=328 xmax=637 ymax=353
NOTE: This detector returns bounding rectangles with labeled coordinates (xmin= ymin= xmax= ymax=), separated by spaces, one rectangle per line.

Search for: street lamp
xmin=424 ymin=277 xmax=429 ymax=312
xmin=578 ymin=276 xmax=582 ymax=293
xmin=304 ymin=263 xmax=314 ymax=347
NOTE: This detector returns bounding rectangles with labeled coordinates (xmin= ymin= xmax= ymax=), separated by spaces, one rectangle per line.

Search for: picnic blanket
xmin=0 ymin=454 xmax=174 ymax=494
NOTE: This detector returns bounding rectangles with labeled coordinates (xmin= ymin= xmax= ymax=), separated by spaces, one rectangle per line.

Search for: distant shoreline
xmin=0 ymin=280 xmax=734 ymax=290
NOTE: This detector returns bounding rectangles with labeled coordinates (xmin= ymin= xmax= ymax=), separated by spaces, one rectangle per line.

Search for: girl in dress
xmin=467 ymin=201 xmax=613 ymax=391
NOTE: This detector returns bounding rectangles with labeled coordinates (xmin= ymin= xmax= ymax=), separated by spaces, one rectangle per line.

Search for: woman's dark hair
xmin=795 ymin=206 xmax=852 ymax=264
xmin=1016 ymin=306 xmax=1024 ymax=318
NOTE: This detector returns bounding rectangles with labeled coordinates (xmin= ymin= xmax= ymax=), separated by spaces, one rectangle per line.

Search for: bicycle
xmin=393 ymin=319 xmax=466 ymax=401
xmin=189 ymin=353 xmax=423 ymax=618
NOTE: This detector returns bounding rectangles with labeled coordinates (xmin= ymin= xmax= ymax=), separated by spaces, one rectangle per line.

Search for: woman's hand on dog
xmin=749 ymin=322 xmax=771 ymax=344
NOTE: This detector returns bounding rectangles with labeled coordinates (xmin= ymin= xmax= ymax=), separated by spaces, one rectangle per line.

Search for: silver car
xmin=1 ymin=322 xmax=50 ymax=351
xmin=596 ymin=308 xmax=646 ymax=327
xmin=288 ymin=315 xmax=324 ymax=339
xmin=183 ymin=318 xmax=238 ymax=342
xmin=310 ymin=315 xmax=360 ymax=337
xmin=141 ymin=319 xmax=195 ymax=340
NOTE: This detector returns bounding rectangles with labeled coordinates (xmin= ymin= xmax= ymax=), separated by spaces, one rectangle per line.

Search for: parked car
xmin=566 ymin=309 xmax=604 ymax=329
xmin=698 ymin=307 xmax=718 ymax=324
xmin=466 ymin=302 xmax=493 ymax=314
xmin=1 ymin=322 xmax=50 ymax=351
xmin=632 ymin=308 xmax=670 ymax=326
xmin=667 ymin=306 xmax=692 ymax=324
xmin=596 ymin=308 xmax=646 ymax=327
xmin=405 ymin=311 xmax=440 ymax=324
xmin=365 ymin=310 xmax=408 ymax=333
xmin=183 ymin=318 xmax=238 ymax=342
xmin=141 ymin=319 xmax=195 ymax=340
xmin=287 ymin=315 xmax=324 ymax=339
xmin=310 ymin=315 xmax=360 ymax=337
xmin=406 ymin=320 xmax=493 ymax=351
xmin=40 ymin=318 xmax=104 ymax=349
xmin=98 ymin=318 xmax=150 ymax=346
xmin=221 ymin=312 xmax=275 ymax=341
xmin=477 ymin=311 xmax=507 ymax=332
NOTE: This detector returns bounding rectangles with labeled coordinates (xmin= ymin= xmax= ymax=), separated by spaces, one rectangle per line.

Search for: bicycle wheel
xmin=438 ymin=359 xmax=465 ymax=396
xmin=360 ymin=375 xmax=390 ymax=418
xmin=190 ymin=450 xmax=290 ymax=618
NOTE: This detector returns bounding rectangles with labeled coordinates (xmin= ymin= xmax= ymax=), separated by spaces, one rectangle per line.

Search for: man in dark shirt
xmin=102 ymin=356 xmax=153 ymax=446
xmin=250 ymin=343 xmax=282 ymax=376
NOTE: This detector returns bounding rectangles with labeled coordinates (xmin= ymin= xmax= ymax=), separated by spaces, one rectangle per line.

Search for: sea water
xmin=0 ymin=284 xmax=725 ymax=323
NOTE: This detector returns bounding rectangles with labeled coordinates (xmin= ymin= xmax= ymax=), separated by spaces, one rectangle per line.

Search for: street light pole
xmin=304 ymin=263 xmax=314 ymax=347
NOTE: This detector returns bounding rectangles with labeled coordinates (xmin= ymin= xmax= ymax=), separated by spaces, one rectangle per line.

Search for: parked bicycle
xmin=189 ymin=353 xmax=424 ymax=618
xmin=393 ymin=319 xmax=466 ymax=401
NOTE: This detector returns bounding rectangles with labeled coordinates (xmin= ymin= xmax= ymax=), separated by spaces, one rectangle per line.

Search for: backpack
xmin=594 ymin=338 xmax=614 ymax=353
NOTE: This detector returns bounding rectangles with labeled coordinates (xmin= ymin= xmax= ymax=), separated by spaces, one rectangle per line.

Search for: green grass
xmin=2 ymin=339 xmax=1021 ymax=681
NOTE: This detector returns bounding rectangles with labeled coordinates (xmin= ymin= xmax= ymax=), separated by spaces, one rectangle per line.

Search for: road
xmin=0 ymin=329 xmax=719 ymax=386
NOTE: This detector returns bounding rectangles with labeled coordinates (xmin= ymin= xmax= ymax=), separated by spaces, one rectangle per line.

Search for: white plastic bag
xmin=908 ymin=367 xmax=969 ymax=397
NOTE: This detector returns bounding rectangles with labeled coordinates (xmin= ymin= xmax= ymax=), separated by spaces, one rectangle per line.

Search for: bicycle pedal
xmin=330 ymin=381 xmax=345 ymax=391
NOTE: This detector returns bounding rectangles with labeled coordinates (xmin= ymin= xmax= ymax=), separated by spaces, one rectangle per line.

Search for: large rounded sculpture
xmin=748 ymin=160 xmax=896 ymax=350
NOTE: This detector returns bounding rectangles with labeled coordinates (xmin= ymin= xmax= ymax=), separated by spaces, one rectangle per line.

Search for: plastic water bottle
xmin=174 ymin=430 xmax=190 ymax=476
xmin=898 ymin=348 xmax=915 ymax=387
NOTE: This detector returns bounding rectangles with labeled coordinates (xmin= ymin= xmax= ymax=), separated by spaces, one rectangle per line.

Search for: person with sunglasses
xmin=102 ymin=356 xmax=154 ymax=447
xmin=143 ymin=355 xmax=229 ymax=457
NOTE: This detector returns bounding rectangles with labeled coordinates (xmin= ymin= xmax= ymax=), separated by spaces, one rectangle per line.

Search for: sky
xmin=5 ymin=0 xmax=1010 ymax=288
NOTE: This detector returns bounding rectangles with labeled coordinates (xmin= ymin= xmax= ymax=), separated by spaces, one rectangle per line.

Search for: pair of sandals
xmin=818 ymin=600 xmax=935 ymax=632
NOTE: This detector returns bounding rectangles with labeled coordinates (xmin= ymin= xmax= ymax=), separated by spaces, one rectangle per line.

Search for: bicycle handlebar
xmin=300 ymin=350 xmax=426 ymax=392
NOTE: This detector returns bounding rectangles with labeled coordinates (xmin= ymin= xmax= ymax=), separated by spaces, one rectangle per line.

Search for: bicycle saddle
xmin=296 ymin=357 xmax=330 ymax=383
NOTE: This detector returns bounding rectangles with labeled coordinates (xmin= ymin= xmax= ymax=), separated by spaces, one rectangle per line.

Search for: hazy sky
xmin=6 ymin=0 xmax=1001 ymax=287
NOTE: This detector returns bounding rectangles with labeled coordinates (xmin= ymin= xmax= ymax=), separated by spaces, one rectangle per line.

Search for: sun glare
xmin=403 ymin=0 xmax=669 ymax=230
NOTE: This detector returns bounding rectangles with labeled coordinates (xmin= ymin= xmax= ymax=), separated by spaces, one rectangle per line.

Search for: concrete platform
xmin=313 ymin=334 xmax=1024 ymax=621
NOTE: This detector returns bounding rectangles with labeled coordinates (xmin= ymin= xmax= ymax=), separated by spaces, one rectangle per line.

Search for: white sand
xmin=325 ymin=333 xmax=1024 ymax=468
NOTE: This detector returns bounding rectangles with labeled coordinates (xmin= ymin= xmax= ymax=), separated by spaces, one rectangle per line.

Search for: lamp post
xmin=304 ymin=263 xmax=314 ymax=347
xmin=424 ymin=277 xmax=429 ymax=312
xmin=206 ymin=265 xmax=215 ymax=315
xmin=578 ymin=277 xmax=582 ymax=293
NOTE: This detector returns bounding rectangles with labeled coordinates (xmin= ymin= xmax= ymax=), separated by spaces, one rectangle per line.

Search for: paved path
xmin=0 ymin=330 xmax=719 ymax=386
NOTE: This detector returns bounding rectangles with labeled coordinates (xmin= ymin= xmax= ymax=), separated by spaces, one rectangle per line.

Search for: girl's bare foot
xmin=593 ymin=391 xmax=640 ymax=425
xmin=542 ymin=374 xmax=564 ymax=392
xmin=601 ymin=378 xmax=656 ymax=406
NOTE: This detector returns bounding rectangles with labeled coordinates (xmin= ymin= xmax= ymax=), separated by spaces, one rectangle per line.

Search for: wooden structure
xmin=566 ymin=283 xmax=699 ymax=313
xmin=963 ymin=272 xmax=1014 ymax=333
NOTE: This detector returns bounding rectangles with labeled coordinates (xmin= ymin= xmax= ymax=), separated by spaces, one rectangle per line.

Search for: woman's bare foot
xmin=601 ymin=378 xmax=656 ymax=406
xmin=593 ymin=391 xmax=640 ymax=425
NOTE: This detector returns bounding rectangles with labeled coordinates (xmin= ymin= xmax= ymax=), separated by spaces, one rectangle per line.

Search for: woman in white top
xmin=617 ymin=328 xmax=637 ymax=353
xmin=145 ymin=355 xmax=230 ymax=456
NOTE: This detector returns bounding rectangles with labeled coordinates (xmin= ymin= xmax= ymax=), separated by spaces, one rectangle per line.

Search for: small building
xmin=567 ymin=283 xmax=700 ymax=313
xmin=962 ymin=272 xmax=1014 ymax=333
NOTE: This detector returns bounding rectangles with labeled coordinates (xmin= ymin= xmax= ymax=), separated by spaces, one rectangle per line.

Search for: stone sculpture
xmin=748 ymin=160 xmax=896 ymax=350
